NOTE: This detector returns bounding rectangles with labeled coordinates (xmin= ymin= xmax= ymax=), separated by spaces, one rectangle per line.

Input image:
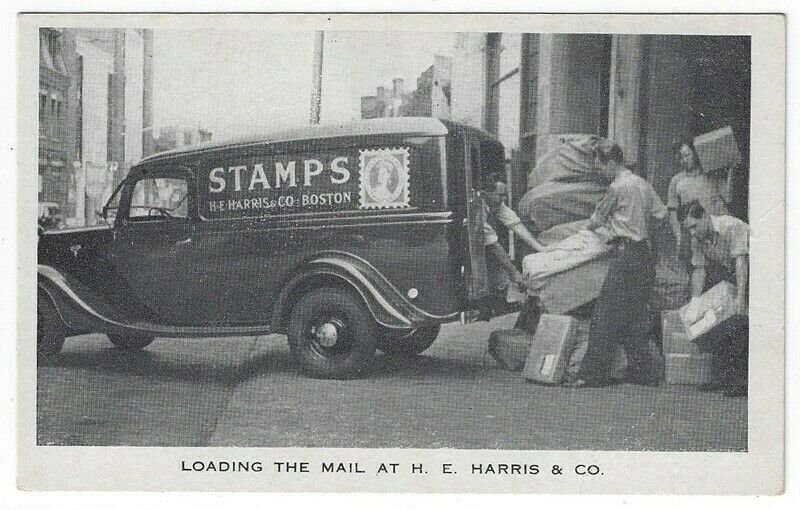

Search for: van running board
xmin=124 ymin=322 xmax=273 ymax=338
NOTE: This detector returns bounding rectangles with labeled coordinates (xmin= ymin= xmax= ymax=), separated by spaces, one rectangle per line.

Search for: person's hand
xmin=684 ymin=297 xmax=703 ymax=323
xmin=734 ymin=293 xmax=748 ymax=316
xmin=511 ymin=270 xmax=527 ymax=289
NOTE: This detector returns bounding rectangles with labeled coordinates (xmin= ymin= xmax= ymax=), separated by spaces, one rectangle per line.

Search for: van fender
xmin=37 ymin=265 xmax=132 ymax=336
xmin=272 ymin=251 xmax=456 ymax=332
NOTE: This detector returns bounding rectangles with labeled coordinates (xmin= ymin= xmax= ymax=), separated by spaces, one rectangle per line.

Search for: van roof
xmin=141 ymin=117 xmax=451 ymax=163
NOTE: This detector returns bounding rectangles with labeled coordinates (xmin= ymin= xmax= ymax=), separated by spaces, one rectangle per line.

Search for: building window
xmin=54 ymin=100 xmax=63 ymax=141
xmin=47 ymin=32 xmax=59 ymax=62
xmin=49 ymin=98 xmax=57 ymax=140
xmin=39 ymin=93 xmax=47 ymax=138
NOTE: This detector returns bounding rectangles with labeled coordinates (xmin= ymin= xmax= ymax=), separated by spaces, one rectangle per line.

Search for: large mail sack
xmin=518 ymin=180 xmax=608 ymax=233
xmin=526 ymin=134 xmax=603 ymax=189
xmin=518 ymin=134 xmax=610 ymax=232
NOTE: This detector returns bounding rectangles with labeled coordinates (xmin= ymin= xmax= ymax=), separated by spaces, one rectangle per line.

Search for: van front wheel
xmin=287 ymin=287 xmax=377 ymax=379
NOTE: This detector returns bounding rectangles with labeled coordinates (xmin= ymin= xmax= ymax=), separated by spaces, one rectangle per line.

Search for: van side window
xmin=128 ymin=177 xmax=189 ymax=220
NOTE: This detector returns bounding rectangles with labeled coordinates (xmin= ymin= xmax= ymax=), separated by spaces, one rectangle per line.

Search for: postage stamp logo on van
xmin=358 ymin=147 xmax=410 ymax=209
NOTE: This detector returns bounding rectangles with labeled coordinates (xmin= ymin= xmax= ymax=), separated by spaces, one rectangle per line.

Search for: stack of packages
xmin=488 ymin=315 xmax=587 ymax=383
xmin=662 ymin=309 xmax=713 ymax=384
xmin=662 ymin=282 xmax=743 ymax=384
xmin=490 ymin=136 xmax=619 ymax=382
xmin=489 ymin=312 xmax=632 ymax=384
xmin=490 ymin=135 xmax=673 ymax=384
xmin=517 ymin=135 xmax=614 ymax=315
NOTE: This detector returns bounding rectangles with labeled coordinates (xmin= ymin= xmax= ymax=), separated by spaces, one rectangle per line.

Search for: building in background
xmin=449 ymin=33 xmax=750 ymax=219
xmin=361 ymin=56 xmax=452 ymax=120
xmin=38 ymin=27 xmax=155 ymax=227
xmin=38 ymin=28 xmax=71 ymax=217
xmin=154 ymin=125 xmax=213 ymax=153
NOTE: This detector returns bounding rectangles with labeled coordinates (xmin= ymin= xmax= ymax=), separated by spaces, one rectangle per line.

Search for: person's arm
xmin=509 ymin=222 xmax=545 ymax=252
xmin=487 ymin=242 xmax=526 ymax=288
xmin=494 ymin=203 xmax=546 ymax=252
xmin=669 ymin=210 xmax=682 ymax=247
xmin=734 ymin=254 xmax=748 ymax=315
xmin=682 ymin=265 xmax=707 ymax=324
xmin=722 ymin=167 xmax=735 ymax=207
xmin=689 ymin=235 xmax=706 ymax=297
xmin=728 ymin=221 xmax=750 ymax=315
xmin=586 ymin=186 xmax=618 ymax=231
xmin=666 ymin=175 xmax=681 ymax=243
xmin=690 ymin=266 xmax=706 ymax=298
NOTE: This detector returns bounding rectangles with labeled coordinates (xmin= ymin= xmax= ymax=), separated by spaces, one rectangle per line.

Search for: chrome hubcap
xmin=314 ymin=320 xmax=342 ymax=348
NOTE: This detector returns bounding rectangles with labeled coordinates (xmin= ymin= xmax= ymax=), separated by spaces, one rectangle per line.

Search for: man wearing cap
xmin=679 ymin=201 xmax=749 ymax=397
xmin=568 ymin=141 xmax=667 ymax=388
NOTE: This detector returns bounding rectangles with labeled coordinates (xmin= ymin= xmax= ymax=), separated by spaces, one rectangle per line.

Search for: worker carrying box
xmin=677 ymin=201 xmax=749 ymax=397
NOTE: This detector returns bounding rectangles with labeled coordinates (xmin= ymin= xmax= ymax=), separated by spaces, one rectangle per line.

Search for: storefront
xmin=450 ymin=33 xmax=750 ymax=220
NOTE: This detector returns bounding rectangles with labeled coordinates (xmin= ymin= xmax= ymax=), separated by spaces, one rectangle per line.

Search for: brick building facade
xmin=38 ymin=28 xmax=155 ymax=226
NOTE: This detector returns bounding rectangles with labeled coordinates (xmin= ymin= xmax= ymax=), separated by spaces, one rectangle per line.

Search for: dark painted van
xmin=37 ymin=117 xmax=506 ymax=378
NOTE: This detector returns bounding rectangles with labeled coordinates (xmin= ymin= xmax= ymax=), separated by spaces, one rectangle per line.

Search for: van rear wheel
xmin=377 ymin=325 xmax=441 ymax=356
xmin=287 ymin=287 xmax=377 ymax=379
xmin=37 ymin=292 xmax=65 ymax=360
xmin=107 ymin=334 xmax=154 ymax=351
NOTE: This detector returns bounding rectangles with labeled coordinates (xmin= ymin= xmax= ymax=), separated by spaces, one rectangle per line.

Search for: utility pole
xmin=142 ymin=29 xmax=155 ymax=158
xmin=309 ymin=31 xmax=324 ymax=125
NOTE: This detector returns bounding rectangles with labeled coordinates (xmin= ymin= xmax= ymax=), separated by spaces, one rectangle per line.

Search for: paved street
xmin=37 ymin=315 xmax=747 ymax=451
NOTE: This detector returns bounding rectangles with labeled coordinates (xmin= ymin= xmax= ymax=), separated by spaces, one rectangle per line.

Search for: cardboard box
xmin=679 ymin=282 xmax=738 ymax=341
xmin=693 ymin=125 xmax=742 ymax=174
xmin=488 ymin=328 xmax=531 ymax=371
xmin=662 ymin=310 xmax=703 ymax=355
xmin=664 ymin=353 xmax=713 ymax=385
xmin=523 ymin=314 xmax=578 ymax=385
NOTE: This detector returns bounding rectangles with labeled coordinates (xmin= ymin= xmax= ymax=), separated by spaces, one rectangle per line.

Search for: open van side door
xmin=463 ymin=136 xmax=490 ymax=302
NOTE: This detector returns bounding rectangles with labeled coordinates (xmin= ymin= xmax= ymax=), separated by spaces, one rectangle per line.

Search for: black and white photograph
xmin=17 ymin=13 xmax=785 ymax=494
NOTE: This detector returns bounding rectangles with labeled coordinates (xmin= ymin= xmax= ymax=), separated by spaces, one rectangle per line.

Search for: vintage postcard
xmin=17 ymin=13 xmax=785 ymax=494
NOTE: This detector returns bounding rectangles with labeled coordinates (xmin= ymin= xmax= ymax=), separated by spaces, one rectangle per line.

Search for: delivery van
xmin=37 ymin=117 xmax=506 ymax=378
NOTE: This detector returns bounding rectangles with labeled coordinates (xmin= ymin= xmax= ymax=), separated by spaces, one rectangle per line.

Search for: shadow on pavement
xmin=40 ymin=334 xmax=496 ymax=384
xmin=371 ymin=352 xmax=486 ymax=379
xmin=39 ymin=336 xmax=299 ymax=385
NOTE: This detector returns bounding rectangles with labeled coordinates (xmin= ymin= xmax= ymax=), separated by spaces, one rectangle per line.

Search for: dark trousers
xmin=578 ymin=239 xmax=657 ymax=383
xmin=711 ymin=319 xmax=749 ymax=387
xmin=698 ymin=264 xmax=749 ymax=388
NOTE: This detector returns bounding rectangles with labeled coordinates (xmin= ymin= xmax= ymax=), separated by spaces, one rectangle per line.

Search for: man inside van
xmin=678 ymin=201 xmax=749 ymax=397
xmin=480 ymin=174 xmax=545 ymax=320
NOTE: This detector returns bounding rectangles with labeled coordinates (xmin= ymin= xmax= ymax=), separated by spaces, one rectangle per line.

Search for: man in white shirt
xmin=679 ymin=201 xmax=749 ymax=397
xmin=568 ymin=141 xmax=667 ymax=387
